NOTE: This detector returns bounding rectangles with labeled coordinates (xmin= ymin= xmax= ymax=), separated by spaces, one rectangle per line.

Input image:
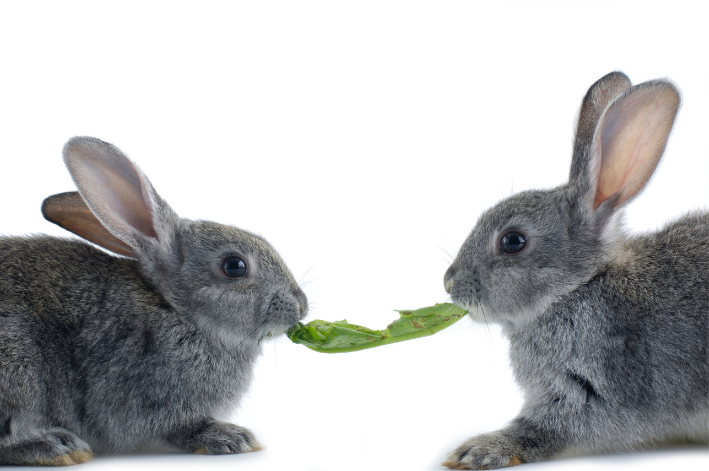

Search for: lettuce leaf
xmin=286 ymin=303 xmax=467 ymax=353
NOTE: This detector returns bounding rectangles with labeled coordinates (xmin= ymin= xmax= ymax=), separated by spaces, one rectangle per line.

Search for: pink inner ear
xmin=84 ymin=157 xmax=157 ymax=239
xmin=593 ymin=85 xmax=678 ymax=209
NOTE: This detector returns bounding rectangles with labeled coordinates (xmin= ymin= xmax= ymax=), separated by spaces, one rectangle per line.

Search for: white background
xmin=1 ymin=1 xmax=707 ymax=470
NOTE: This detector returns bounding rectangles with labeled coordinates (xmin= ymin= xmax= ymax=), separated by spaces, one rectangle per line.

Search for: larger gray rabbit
xmin=0 ymin=137 xmax=308 ymax=465
xmin=443 ymin=72 xmax=708 ymax=469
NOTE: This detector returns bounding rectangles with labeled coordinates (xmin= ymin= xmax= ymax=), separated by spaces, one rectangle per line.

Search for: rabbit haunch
xmin=443 ymin=72 xmax=707 ymax=469
xmin=0 ymin=136 xmax=307 ymax=464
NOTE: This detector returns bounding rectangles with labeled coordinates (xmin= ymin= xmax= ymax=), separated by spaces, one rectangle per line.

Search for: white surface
xmin=1 ymin=1 xmax=707 ymax=470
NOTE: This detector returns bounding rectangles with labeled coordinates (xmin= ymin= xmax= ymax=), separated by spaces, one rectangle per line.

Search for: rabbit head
xmin=42 ymin=137 xmax=308 ymax=347
xmin=444 ymin=72 xmax=680 ymax=329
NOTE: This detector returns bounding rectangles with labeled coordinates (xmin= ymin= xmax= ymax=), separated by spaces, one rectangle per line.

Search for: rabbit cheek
xmin=192 ymin=286 xmax=259 ymax=341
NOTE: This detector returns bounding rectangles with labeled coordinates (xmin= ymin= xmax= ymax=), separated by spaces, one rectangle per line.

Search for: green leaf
xmin=286 ymin=303 xmax=467 ymax=353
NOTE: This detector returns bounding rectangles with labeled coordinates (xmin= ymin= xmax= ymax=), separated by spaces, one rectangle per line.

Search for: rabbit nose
xmin=444 ymin=265 xmax=457 ymax=293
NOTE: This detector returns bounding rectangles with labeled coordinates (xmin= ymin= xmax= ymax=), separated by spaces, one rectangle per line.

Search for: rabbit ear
xmin=62 ymin=137 xmax=170 ymax=250
xmin=42 ymin=191 xmax=136 ymax=258
xmin=590 ymin=81 xmax=680 ymax=209
xmin=569 ymin=72 xmax=631 ymax=188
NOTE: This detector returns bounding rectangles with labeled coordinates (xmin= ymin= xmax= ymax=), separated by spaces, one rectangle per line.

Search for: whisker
xmin=479 ymin=300 xmax=493 ymax=343
xmin=236 ymin=316 xmax=272 ymax=349
xmin=300 ymin=279 xmax=314 ymax=290
xmin=442 ymin=301 xmax=460 ymax=318
xmin=433 ymin=242 xmax=455 ymax=264
xmin=298 ymin=266 xmax=315 ymax=285
xmin=510 ymin=171 xmax=514 ymax=195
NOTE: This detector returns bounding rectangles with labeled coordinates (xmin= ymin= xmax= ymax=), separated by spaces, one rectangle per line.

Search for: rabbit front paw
xmin=190 ymin=421 xmax=263 ymax=455
xmin=443 ymin=432 xmax=523 ymax=470
xmin=0 ymin=428 xmax=93 ymax=466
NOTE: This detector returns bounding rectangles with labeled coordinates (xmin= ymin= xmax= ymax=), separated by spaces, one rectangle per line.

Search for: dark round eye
xmin=500 ymin=232 xmax=527 ymax=254
xmin=221 ymin=257 xmax=247 ymax=278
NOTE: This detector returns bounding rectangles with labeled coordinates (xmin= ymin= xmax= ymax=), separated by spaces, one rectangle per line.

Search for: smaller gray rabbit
xmin=443 ymin=72 xmax=708 ymax=469
xmin=0 ymin=137 xmax=308 ymax=465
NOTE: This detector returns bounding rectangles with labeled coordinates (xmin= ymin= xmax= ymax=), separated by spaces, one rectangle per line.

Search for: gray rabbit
xmin=0 ymin=137 xmax=308 ymax=465
xmin=442 ymin=72 xmax=708 ymax=469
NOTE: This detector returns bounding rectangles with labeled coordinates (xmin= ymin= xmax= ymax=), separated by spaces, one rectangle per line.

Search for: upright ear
xmin=42 ymin=191 xmax=136 ymax=258
xmin=62 ymin=137 xmax=173 ymax=251
xmin=591 ymin=81 xmax=680 ymax=209
xmin=569 ymin=72 xmax=632 ymax=189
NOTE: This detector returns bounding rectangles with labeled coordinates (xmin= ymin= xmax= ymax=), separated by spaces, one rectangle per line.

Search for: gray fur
xmin=0 ymin=137 xmax=307 ymax=465
xmin=443 ymin=72 xmax=708 ymax=469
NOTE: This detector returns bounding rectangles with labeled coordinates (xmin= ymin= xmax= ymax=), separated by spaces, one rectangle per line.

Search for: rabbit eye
xmin=500 ymin=231 xmax=527 ymax=254
xmin=221 ymin=257 xmax=247 ymax=278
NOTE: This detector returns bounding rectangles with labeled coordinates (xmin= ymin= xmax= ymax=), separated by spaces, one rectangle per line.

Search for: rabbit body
xmin=0 ymin=138 xmax=307 ymax=465
xmin=443 ymin=73 xmax=708 ymax=468
xmin=507 ymin=212 xmax=709 ymax=454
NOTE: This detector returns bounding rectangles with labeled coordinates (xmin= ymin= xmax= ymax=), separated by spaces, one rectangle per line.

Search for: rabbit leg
xmin=166 ymin=419 xmax=263 ymax=455
xmin=443 ymin=418 xmax=560 ymax=469
xmin=0 ymin=317 xmax=92 ymax=464
xmin=0 ymin=426 xmax=93 ymax=466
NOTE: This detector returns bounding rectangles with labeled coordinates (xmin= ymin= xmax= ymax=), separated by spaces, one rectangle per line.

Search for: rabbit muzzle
xmin=260 ymin=287 xmax=308 ymax=338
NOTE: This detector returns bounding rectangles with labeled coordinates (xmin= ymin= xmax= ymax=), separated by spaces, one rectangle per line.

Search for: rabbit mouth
xmin=260 ymin=291 xmax=307 ymax=341
xmin=448 ymin=283 xmax=501 ymax=324
xmin=256 ymin=305 xmax=303 ymax=341
xmin=448 ymin=298 xmax=489 ymax=322
xmin=445 ymin=265 xmax=486 ymax=310
xmin=448 ymin=283 xmax=484 ymax=316
xmin=464 ymin=302 xmax=495 ymax=323
xmin=257 ymin=318 xmax=300 ymax=342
